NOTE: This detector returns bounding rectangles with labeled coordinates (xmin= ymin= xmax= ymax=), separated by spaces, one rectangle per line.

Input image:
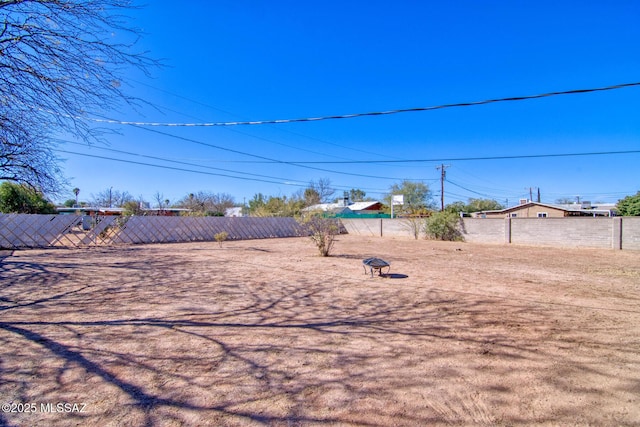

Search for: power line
xmin=128 ymin=124 xmax=422 ymax=181
xmin=146 ymin=101 xmax=359 ymax=162
xmin=54 ymin=139 xmax=311 ymax=186
xmin=54 ymin=149 xmax=298 ymax=186
xmin=131 ymin=78 xmax=407 ymax=161
xmin=53 ymin=147 xmax=390 ymax=193
xmin=205 ymin=149 xmax=640 ymax=164
xmin=446 ymin=179 xmax=504 ymax=199
xmin=68 ymin=81 xmax=640 ymax=127
xmin=449 ymin=166 xmax=520 ymax=195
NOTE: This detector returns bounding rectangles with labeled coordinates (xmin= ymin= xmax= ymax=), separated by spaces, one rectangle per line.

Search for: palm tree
xmin=73 ymin=188 xmax=80 ymax=207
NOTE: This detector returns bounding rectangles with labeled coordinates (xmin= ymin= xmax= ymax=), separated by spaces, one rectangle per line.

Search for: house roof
xmin=304 ymin=201 xmax=382 ymax=213
xmin=303 ymin=203 xmax=350 ymax=213
xmin=477 ymin=201 xmax=616 ymax=215
xmin=57 ymin=206 xmax=125 ymax=214
xmin=483 ymin=202 xmax=578 ymax=214
xmin=348 ymin=201 xmax=383 ymax=211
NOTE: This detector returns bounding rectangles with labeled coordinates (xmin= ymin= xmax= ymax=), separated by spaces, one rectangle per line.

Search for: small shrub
xmin=214 ymin=231 xmax=229 ymax=247
xmin=298 ymin=214 xmax=340 ymax=257
xmin=401 ymin=216 xmax=424 ymax=240
xmin=424 ymin=211 xmax=464 ymax=241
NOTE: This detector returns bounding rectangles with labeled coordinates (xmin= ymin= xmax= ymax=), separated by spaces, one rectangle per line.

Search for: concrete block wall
xmin=342 ymin=218 xmax=508 ymax=242
xmin=459 ymin=218 xmax=505 ymax=244
xmin=340 ymin=217 xmax=640 ymax=250
xmin=621 ymin=217 xmax=640 ymax=250
xmin=340 ymin=218 xmax=421 ymax=238
xmin=340 ymin=218 xmax=385 ymax=237
xmin=510 ymin=217 xmax=613 ymax=249
xmin=381 ymin=219 xmax=416 ymax=237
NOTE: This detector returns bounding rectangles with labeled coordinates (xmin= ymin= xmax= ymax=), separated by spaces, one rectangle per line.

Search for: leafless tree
xmin=90 ymin=188 xmax=134 ymax=207
xmin=176 ymin=191 xmax=235 ymax=216
xmin=309 ymin=178 xmax=335 ymax=203
xmin=153 ymin=191 xmax=170 ymax=209
xmin=0 ymin=0 xmax=157 ymax=194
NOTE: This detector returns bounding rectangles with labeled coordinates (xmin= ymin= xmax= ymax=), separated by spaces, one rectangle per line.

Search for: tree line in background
xmin=2 ymin=179 xmax=639 ymax=217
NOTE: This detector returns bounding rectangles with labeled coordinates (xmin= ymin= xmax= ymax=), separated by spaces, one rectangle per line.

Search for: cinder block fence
xmin=340 ymin=217 xmax=640 ymax=250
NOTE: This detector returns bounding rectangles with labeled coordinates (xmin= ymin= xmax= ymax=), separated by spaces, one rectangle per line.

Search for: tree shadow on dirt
xmin=0 ymin=245 xmax=639 ymax=426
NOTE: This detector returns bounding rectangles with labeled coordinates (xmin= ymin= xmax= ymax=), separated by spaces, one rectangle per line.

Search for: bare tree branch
xmin=0 ymin=0 xmax=158 ymax=194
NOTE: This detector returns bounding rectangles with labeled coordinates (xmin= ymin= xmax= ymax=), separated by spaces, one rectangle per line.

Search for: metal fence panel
xmin=0 ymin=214 xmax=309 ymax=249
xmin=0 ymin=214 xmax=79 ymax=248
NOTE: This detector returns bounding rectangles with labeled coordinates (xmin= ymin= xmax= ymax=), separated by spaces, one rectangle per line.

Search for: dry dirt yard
xmin=1 ymin=235 xmax=639 ymax=427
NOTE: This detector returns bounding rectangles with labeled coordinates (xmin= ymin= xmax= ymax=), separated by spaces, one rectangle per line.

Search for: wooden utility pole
xmin=436 ymin=164 xmax=450 ymax=211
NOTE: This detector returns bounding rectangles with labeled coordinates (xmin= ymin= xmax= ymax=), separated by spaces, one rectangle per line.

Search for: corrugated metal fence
xmin=0 ymin=214 xmax=309 ymax=249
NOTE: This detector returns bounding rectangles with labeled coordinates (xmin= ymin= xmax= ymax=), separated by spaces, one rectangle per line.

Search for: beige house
xmin=473 ymin=201 xmax=615 ymax=218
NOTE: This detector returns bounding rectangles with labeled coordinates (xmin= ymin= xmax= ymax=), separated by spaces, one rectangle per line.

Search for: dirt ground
xmin=0 ymin=235 xmax=639 ymax=426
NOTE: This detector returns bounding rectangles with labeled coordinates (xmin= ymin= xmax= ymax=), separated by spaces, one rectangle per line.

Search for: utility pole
xmin=436 ymin=164 xmax=450 ymax=211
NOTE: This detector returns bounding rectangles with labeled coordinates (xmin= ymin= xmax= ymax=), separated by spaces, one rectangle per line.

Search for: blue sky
xmin=57 ymin=0 xmax=640 ymax=207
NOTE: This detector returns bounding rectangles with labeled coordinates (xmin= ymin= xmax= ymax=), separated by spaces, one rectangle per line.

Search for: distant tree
xmin=263 ymin=195 xmax=304 ymax=217
xmin=349 ymin=188 xmax=367 ymax=202
xmin=153 ymin=192 xmax=170 ymax=209
xmin=285 ymin=192 xmax=306 ymax=216
xmin=309 ymin=178 xmax=335 ymax=203
xmin=616 ymin=191 xmax=640 ymax=216
xmin=247 ymin=193 xmax=267 ymax=215
xmin=303 ymin=188 xmax=321 ymax=206
xmin=444 ymin=201 xmax=467 ymax=214
xmin=466 ymin=198 xmax=504 ymax=213
xmin=0 ymin=182 xmax=56 ymax=214
xmin=90 ymin=188 xmax=134 ymax=208
xmin=0 ymin=0 xmax=157 ymax=194
xmin=246 ymin=192 xmax=306 ymax=217
xmin=73 ymin=188 xmax=81 ymax=206
xmin=385 ymin=180 xmax=435 ymax=216
xmin=261 ymin=196 xmax=288 ymax=217
xmin=122 ymin=200 xmax=145 ymax=216
xmin=445 ymin=198 xmax=504 ymax=214
xmin=209 ymin=193 xmax=235 ymax=215
xmin=176 ymin=191 xmax=235 ymax=216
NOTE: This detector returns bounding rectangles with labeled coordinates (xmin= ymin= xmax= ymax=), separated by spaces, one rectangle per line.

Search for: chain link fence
xmin=0 ymin=214 xmax=309 ymax=249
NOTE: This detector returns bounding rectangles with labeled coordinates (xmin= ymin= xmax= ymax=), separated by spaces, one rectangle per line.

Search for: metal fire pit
xmin=362 ymin=257 xmax=391 ymax=277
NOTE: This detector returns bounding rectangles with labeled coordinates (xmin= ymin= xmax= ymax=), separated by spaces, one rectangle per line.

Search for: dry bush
xmin=214 ymin=231 xmax=229 ymax=247
xmin=298 ymin=214 xmax=340 ymax=257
